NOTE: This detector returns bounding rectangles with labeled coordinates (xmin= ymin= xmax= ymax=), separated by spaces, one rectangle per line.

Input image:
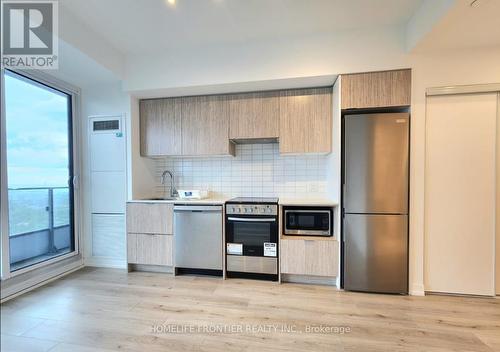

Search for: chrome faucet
xmin=161 ymin=170 xmax=178 ymax=198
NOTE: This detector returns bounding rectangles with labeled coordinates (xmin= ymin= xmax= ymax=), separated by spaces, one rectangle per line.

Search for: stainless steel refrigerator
xmin=343 ymin=113 xmax=409 ymax=294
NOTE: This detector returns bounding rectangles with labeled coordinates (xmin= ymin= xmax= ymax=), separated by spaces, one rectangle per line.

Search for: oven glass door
xmin=226 ymin=216 xmax=277 ymax=256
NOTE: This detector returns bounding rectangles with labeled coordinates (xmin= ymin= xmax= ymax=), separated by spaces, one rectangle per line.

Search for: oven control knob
xmin=237 ymin=208 xmax=241 ymax=213
xmin=249 ymin=208 xmax=254 ymax=213
xmin=267 ymin=207 xmax=272 ymax=213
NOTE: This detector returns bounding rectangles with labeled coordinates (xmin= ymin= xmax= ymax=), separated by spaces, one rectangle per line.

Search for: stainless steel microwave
xmin=283 ymin=208 xmax=332 ymax=237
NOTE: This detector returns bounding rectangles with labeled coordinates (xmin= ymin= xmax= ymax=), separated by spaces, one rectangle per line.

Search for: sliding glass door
xmin=2 ymin=70 xmax=75 ymax=273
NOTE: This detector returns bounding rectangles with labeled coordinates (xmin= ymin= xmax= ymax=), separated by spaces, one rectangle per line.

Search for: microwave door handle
xmin=227 ymin=217 xmax=276 ymax=222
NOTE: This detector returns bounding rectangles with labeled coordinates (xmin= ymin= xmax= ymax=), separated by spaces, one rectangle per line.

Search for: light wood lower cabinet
xmin=126 ymin=203 xmax=173 ymax=235
xmin=126 ymin=202 xmax=174 ymax=268
xmin=127 ymin=233 xmax=173 ymax=266
xmin=280 ymin=238 xmax=338 ymax=277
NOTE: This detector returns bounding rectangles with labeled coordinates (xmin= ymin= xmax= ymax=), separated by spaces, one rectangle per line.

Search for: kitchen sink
xmin=144 ymin=197 xmax=178 ymax=201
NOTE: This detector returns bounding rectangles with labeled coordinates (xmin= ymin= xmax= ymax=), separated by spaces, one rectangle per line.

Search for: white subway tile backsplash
xmin=154 ymin=143 xmax=328 ymax=199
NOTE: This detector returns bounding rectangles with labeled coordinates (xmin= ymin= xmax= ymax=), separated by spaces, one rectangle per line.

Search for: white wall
xmin=59 ymin=4 xmax=125 ymax=79
xmin=124 ymin=25 xmax=408 ymax=94
xmin=80 ymin=81 xmax=131 ymax=267
xmin=81 ymin=82 xmax=129 ymax=117
xmin=326 ymin=78 xmax=341 ymax=202
xmin=328 ymin=78 xmax=342 ymax=288
xmin=405 ymin=0 xmax=455 ymax=51
xmin=128 ymin=97 xmax=156 ymax=200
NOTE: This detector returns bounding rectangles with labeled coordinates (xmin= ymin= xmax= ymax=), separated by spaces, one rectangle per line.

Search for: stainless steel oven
xmin=225 ymin=198 xmax=278 ymax=281
xmin=284 ymin=207 xmax=333 ymax=237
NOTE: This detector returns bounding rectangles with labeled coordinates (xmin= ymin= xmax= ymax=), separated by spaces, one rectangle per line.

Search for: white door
xmin=425 ymin=92 xmax=497 ymax=296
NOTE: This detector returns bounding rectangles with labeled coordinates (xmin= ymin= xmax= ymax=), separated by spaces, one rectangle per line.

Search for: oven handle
xmin=227 ymin=217 xmax=276 ymax=222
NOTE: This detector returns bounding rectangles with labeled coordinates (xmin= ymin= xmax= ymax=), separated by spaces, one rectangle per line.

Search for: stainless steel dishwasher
xmin=174 ymin=205 xmax=223 ymax=276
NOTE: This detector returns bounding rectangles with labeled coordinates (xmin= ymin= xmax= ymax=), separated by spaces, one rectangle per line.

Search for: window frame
xmin=0 ymin=68 xmax=83 ymax=281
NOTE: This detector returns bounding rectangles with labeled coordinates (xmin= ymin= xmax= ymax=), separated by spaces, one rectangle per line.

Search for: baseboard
xmin=426 ymin=290 xmax=494 ymax=298
xmin=84 ymin=256 xmax=127 ymax=269
xmin=1 ymin=260 xmax=83 ymax=302
xmin=281 ymin=274 xmax=337 ymax=286
xmin=129 ymin=264 xmax=174 ymax=274
xmin=410 ymin=282 xmax=425 ymax=296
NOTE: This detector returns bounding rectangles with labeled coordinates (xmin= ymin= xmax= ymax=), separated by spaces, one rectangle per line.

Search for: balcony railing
xmin=8 ymin=187 xmax=72 ymax=271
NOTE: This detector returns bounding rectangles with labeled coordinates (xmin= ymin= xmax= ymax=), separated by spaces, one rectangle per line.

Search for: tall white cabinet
xmin=425 ymin=91 xmax=499 ymax=296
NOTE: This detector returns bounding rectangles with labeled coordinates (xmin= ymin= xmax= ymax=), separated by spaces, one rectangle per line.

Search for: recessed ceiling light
xmin=166 ymin=0 xmax=176 ymax=6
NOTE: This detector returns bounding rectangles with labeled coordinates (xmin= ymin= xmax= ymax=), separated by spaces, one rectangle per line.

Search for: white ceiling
xmin=60 ymin=0 xmax=423 ymax=54
xmin=414 ymin=0 xmax=500 ymax=52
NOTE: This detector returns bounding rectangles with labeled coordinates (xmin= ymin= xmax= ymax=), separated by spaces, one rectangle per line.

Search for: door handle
xmin=227 ymin=217 xmax=276 ymax=222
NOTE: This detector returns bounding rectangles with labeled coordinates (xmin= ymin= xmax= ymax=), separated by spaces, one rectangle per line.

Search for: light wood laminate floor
xmin=1 ymin=267 xmax=499 ymax=352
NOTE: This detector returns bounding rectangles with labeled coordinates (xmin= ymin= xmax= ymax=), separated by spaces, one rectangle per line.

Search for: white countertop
xmin=278 ymin=198 xmax=338 ymax=207
xmin=129 ymin=197 xmax=337 ymax=207
xmin=128 ymin=197 xmax=228 ymax=205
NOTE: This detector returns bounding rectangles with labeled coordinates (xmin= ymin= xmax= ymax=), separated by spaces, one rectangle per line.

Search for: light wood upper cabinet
xmin=279 ymin=87 xmax=332 ymax=154
xmin=140 ymin=98 xmax=182 ymax=156
xmin=341 ymin=69 xmax=411 ymax=109
xmin=181 ymin=95 xmax=235 ymax=156
xmin=228 ymin=91 xmax=280 ymax=140
xmin=140 ymin=87 xmax=333 ymax=156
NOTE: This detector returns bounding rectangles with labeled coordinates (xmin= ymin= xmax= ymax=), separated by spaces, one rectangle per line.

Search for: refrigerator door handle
xmin=342 ymin=183 xmax=346 ymax=217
